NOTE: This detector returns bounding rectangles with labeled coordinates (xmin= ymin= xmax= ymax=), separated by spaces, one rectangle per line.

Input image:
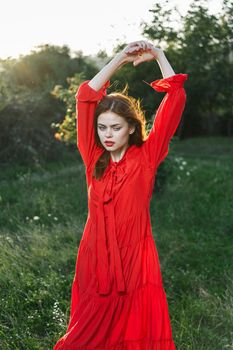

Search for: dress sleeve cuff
xmin=143 ymin=73 xmax=188 ymax=92
xmin=76 ymin=80 xmax=111 ymax=102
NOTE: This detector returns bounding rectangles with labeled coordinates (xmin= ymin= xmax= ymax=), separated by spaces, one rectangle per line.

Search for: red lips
xmin=104 ymin=141 xmax=115 ymax=146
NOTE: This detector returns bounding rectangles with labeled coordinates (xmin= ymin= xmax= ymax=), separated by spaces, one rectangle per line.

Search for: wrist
xmin=114 ymin=52 xmax=127 ymax=65
xmin=150 ymin=48 xmax=164 ymax=61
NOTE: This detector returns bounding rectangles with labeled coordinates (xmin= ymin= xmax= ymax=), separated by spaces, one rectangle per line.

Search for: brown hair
xmin=93 ymin=85 xmax=148 ymax=180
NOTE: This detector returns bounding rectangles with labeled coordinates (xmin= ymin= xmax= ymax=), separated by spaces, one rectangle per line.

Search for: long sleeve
xmin=141 ymin=73 xmax=188 ymax=172
xmin=76 ymin=79 xmax=111 ymax=168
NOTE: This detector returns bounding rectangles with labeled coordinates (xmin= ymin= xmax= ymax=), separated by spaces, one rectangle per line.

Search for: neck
xmin=110 ymin=144 xmax=129 ymax=162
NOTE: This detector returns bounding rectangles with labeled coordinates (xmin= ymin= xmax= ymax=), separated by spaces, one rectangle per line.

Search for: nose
xmin=105 ymin=129 xmax=113 ymax=137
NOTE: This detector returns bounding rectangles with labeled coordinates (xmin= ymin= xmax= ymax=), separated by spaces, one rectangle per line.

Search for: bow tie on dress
xmin=95 ymin=160 xmax=128 ymax=295
xmin=103 ymin=161 xmax=127 ymax=201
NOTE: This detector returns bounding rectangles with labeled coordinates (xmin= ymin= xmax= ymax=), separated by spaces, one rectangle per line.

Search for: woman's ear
xmin=129 ymin=126 xmax=136 ymax=134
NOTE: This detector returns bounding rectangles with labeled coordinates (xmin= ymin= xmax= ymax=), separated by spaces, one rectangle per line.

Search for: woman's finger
xmin=134 ymin=41 xmax=144 ymax=50
xmin=139 ymin=40 xmax=151 ymax=49
xmin=128 ymin=40 xmax=148 ymax=48
xmin=125 ymin=40 xmax=152 ymax=52
xmin=127 ymin=41 xmax=142 ymax=48
xmin=142 ymin=42 xmax=147 ymax=50
xmin=124 ymin=40 xmax=154 ymax=56
xmin=125 ymin=46 xmax=142 ymax=54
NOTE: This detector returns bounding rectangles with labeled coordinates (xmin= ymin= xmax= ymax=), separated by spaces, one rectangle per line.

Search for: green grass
xmin=0 ymin=136 xmax=232 ymax=350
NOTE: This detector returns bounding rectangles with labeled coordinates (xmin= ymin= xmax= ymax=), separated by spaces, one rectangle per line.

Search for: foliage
xmin=0 ymin=137 xmax=232 ymax=349
xmin=0 ymin=45 xmax=98 ymax=165
xmin=141 ymin=0 xmax=233 ymax=137
xmin=0 ymin=44 xmax=97 ymax=90
xmin=51 ymin=73 xmax=85 ymax=145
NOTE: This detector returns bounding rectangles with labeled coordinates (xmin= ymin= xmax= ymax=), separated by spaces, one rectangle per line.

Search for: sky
xmin=0 ymin=0 xmax=223 ymax=59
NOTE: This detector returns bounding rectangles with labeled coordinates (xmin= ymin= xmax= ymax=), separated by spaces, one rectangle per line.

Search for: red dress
xmin=53 ymin=73 xmax=188 ymax=350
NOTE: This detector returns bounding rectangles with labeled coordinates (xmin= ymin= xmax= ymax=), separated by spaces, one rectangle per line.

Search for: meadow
xmin=0 ymin=136 xmax=232 ymax=350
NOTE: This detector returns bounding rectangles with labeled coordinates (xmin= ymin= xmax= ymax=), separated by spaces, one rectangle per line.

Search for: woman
xmin=54 ymin=40 xmax=188 ymax=350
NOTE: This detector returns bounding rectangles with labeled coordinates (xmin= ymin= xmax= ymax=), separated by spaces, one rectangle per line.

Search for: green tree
xmin=0 ymin=45 xmax=98 ymax=165
xmin=51 ymin=73 xmax=85 ymax=146
xmin=141 ymin=0 xmax=233 ymax=136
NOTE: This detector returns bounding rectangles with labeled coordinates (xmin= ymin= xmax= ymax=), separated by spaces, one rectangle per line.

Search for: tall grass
xmin=0 ymin=137 xmax=232 ymax=350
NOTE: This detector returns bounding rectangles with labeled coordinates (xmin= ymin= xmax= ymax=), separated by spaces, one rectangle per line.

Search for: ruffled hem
xmin=76 ymin=80 xmax=111 ymax=102
xmin=53 ymin=282 xmax=176 ymax=350
xmin=54 ymin=336 xmax=176 ymax=350
xmin=143 ymin=73 xmax=188 ymax=93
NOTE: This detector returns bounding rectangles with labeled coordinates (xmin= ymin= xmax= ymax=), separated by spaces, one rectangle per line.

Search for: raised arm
xmin=76 ymin=80 xmax=110 ymax=169
xmin=87 ymin=53 xmax=125 ymax=91
xmin=137 ymin=48 xmax=188 ymax=171
xmin=76 ymin=41 xmax=155 ymax=168
xmin=141 ymin=73 xmax=188 ymax=172
xmin=122 ymin=42 xmax=188 ymax=171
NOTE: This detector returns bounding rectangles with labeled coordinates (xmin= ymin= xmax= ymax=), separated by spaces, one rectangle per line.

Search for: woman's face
xmin=97 ymin=111 xmax=135 ymax=151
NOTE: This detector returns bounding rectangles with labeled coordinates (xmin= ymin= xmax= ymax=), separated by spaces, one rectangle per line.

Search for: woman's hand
xmin=120 ymin=40 xmax=163 ymax=66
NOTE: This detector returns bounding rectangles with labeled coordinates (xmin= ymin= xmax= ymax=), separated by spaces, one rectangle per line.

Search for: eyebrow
xmin=97 ymin=123 xmax=122 ymax=126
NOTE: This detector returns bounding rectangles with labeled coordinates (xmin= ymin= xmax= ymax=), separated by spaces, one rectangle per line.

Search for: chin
xmin=105 ymin=146 xmax=117 ymax=151
xmin=102 ymin=143 xmax=117 ymax=150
